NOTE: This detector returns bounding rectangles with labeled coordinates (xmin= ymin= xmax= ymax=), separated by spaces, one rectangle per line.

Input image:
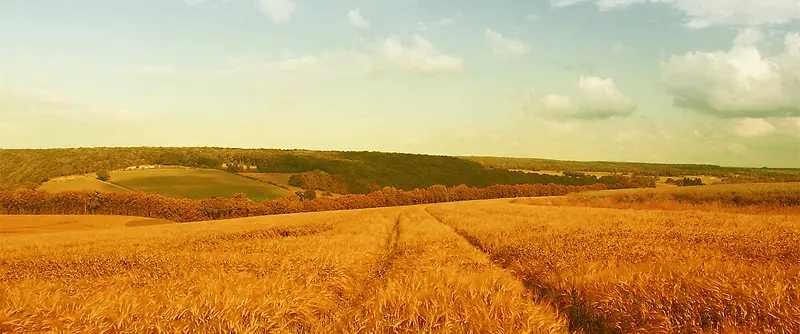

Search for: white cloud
xmin=264 ymin=51 xmax=373 ymax=75
xmin=541 ymin=119 xmax=578 ymax=134
xmin=733 ymin=118 xmax=777 ymax=137
xmin=0 ymin=86 xmax=142 ymax=122
xmin=728 ymin=142 xmax=748 ymax=155
xmin=662 ymin=28 xmax=800 ymax=118
xmin=486 ymin=28 xmax=531 ymax=58
xmin=345 ymin=8 xmax=370 ymax=29
xmin=184 ymin=0 xmax=207 ymax=6
xmin=552 ymin=0 xmax=800 ymax=28
xmin=256 ymin=0 xmax=296 ymax=24
xmin=184 ymin=0 xmax=233 ymax=7
xmin=733 ymin=27 xmax=766 ymax=46
xmin=214 ymin=51 xmax=374 ymax=88
xmin=434 ymin=18 xmax=455 ymax=26
xmin=417 ymin=13 xmax=461 ymax=31
xmin=551 ymin=0 xmax=588 ymax=8
xmin=215 ymin=34 xmax=463 ymax=79
xmin=766 ymin=116 xmax=800 ymax=137
xmin=612 ymin=42 xmax=630 ymax=54
xmin=523 ymin=76 xmax=636 ymax=120
xmin=377 ymin=35 xmax=464 ymax=75
xmin=433 ymin=17 xmax=457 ymax=26
xmin=136 ymin=66 xmax=178 ymax=78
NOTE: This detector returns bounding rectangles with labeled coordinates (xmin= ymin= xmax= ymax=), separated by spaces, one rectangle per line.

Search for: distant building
xmin=124 ymin=165 xmax=158 ymax=171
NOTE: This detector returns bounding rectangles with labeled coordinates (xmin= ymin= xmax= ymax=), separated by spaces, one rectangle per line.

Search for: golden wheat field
xmin=1 ymin=197 xmax=799 ymax=333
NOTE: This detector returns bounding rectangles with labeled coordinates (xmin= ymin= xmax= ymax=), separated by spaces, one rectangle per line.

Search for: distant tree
xmin=295 ymin=189 xmax=317 ymax=201
xmin=304 ymin=189 xmax=317 ymax=200
xmin=96 ymin=170 xmax=110 ymax=181
xmin=232 ymin=192 xmax=250 ymax=201
xmin=226 ymin=164 xmax=242 ymax=173
xmin=679 ymin=177 xmax=704 ymax=186
xmin=196 ymin=156 xmax=221 ymax=168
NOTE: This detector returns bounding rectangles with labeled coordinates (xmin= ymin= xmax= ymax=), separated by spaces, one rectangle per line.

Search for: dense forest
xmin=464 ymin=156 xmax=800 ymax=182
xmin=0 ymin=148 xmax=656 ymax=193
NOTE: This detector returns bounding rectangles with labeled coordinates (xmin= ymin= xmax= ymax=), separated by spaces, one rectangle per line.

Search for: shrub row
xmin=0 ymin=183 xmax=613 ymax=222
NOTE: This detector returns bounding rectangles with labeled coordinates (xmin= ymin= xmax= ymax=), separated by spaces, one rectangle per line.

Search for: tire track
xmin=423 ymin=206 xmax=495 ymax=263
xmin=377 ymin=211 xmax=402 ymax=278
xmin=337 ymin=210 xmax=403 ymax=309
xmin=423 ymin=206 xmax=584 ymax=333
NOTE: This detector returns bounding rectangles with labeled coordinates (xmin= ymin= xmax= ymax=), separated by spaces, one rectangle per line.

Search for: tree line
xmin=0 ymin=183 xmax=616 ymax=222
xmin=464 ymin=156 xmax=800 ymax=181
xmin=665 ymin=177 xmax=705 ymax=186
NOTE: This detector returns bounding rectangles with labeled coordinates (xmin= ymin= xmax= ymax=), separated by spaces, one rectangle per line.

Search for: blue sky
xmin=1 ymin=0 xmax=799 ymax=167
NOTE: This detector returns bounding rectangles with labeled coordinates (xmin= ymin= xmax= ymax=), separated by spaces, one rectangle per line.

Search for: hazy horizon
xmin=1 ymin=0 xmax=799 ymax=168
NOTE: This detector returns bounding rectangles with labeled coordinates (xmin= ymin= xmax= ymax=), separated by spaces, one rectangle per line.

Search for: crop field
xmin=240 ymin=173 xmax=345 ymax=198
xmin=239 ymin=173 xmax=303 ymax=192
xmin=0 ymin=215 xmax=173 ymax=235
xmin=2 ymin=195 xmax=798 ymax=333
xmin=38 ymin=168 xmax=293 ymax=201
xmin=518 ymin=182 xmax=800 ymax=215
xmin=38 ymin=175 xmax=132 ymax=194
xmin=109 ymin=168 xmax=294 ymax=201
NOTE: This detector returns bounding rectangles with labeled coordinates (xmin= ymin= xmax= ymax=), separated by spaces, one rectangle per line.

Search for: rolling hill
xmin=1 ymin=147 xmax=628 ymax=193
xmin=3 ymin=147 xmax=795 ymax=197
xmin=38 ymin=174 xmax=132 ymax=194
xmin=38 ymin=167 xmax=293 ymax=201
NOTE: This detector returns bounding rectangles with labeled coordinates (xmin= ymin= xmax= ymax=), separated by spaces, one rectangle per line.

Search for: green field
xmin=239 ymin=172 xmax=303 ymax=192
xmin=240 ymin=172 xmax=347 ymax=197
xmin=109 ymin=168 xmax=292 ymax=201
xmin=39 ymin=168 xmax=293 ymax=201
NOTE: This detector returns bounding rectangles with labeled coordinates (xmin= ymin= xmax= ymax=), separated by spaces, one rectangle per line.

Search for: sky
xmin=0 ymin=0 xmax=799 ymax=167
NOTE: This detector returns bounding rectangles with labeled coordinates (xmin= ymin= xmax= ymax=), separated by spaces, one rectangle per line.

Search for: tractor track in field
xmin=337 ymin=211 xmax=403 ymax=310
xmin=423 ymin=205 xmax=609 ymax=333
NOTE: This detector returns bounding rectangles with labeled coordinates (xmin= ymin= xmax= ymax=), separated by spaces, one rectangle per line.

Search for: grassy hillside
xmin=2 ymin=196 xmax=798 ymax=332
xmin=38 ymin=168 xmax=292 ymax=201
xmin=38 ymin=174 xmax=132 ymax=194
xmin=111 ymin=168 xmax=292 ymax=201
